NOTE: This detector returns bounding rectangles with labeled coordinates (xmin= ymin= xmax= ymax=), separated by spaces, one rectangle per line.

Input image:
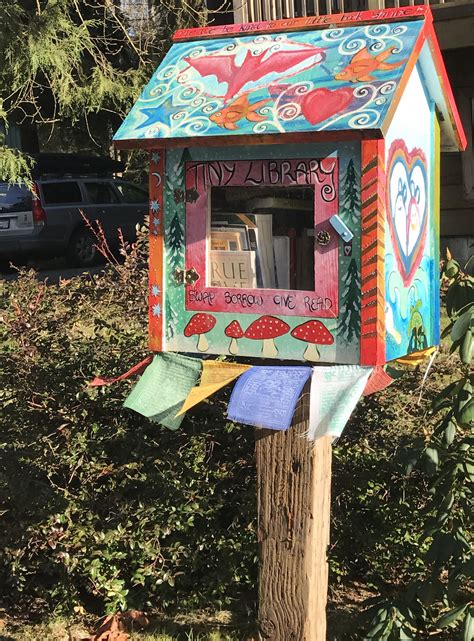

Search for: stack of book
xmin=209 ymin=209 xmax=313 ymax=291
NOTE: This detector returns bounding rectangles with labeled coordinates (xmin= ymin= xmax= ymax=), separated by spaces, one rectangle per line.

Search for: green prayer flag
xmin=123 ymin=352 xmax=202 ymax=430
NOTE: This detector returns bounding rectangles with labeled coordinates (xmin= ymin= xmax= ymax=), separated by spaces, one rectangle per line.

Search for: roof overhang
xmin=114 ymin=6 xmax=466 ymax=152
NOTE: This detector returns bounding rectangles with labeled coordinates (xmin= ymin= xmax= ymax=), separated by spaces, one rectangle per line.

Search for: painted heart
xmin=387 ymin=140 xmax=428 ymax=286
xmin=301 ymin=87 xmax=353 ymax=125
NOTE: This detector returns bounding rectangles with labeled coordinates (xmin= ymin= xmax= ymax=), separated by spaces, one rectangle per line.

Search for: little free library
xmin=114 ymin=5 xmax=465 ymax=367
xmin=114 ymin=5 xmax=465 ymax=639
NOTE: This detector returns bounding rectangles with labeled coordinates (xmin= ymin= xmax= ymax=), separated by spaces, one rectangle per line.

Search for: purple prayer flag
xmin=227 ymin=366 xmax=311 ymax=430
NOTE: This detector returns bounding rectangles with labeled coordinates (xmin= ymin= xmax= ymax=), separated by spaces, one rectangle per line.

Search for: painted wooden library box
xmin=114 ymin=6 xmax=465 ymax=366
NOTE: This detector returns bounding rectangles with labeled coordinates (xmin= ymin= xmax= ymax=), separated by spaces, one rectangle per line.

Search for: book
xmin=250 ymin=214 xmax=275 ymax=289
xmin=209 ymin=250 xmax=257 ymax=289
xmin=273 ymin=236 xmax=290 ymax=290
xmin=274 ymin=227 xmax=297 ymax=289
xmin=211 ymin=214 xmax=275 ymax=289
xmin=296 ymin=230 xmax=315 ymax=291
xmin=210 ymin=225 xmax=250 ymax=251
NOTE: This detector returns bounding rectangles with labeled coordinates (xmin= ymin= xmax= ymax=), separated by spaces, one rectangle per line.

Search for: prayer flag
xmin=176 ymin=360 xmax=251 ymax=416
xmin=363 ymin=366 xmax=394 ymax=396
xmin=123 ymin=353 xmax=201 ymax=430
xmin=227 ymin=366 xmax=311 ymax=430
xmin=308 ymin=365 xmax=373 ymax=440
xmin=89 ymin=356 xmax=153 ymax=387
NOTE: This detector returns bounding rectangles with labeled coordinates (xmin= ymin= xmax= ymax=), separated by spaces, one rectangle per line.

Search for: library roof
xmin=114 ymin=7 xmax=465 ymax=152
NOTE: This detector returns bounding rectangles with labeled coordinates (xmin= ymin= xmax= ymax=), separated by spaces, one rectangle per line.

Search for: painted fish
xmin=335 ymin=47 xmax=406 ymax=83
xmin=209 ymin=94 xmax=271 ymax=130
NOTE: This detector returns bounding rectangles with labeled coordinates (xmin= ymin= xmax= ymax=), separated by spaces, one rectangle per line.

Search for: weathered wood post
xmin=255 ymin=390 xmax=332 ymax=641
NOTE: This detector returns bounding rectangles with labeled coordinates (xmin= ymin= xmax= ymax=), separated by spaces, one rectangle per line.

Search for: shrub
xmin=0 ymin=232 xmax=471 ymax=641
xmin=0 ymin=230 xmax=257 ymax=615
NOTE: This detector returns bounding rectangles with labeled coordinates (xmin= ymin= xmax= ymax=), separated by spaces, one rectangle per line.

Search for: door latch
xmin=173 ymin=267 xmax=200 ymax=286
xmin=329 ymin=214 xmax=354 ymax=243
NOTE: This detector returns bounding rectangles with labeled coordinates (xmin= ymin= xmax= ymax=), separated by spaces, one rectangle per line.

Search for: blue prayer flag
xmin=227 ymin=366 xmax=311 ymax=430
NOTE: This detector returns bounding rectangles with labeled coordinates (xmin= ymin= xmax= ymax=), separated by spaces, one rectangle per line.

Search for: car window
xmin=41 ymin=182 xmax=82 ymax=205
xmin=0 ymin=184 xmax=32 ymax=213
xmin=115 ymin=182 xmax=148 ymax=204
xmin=83 ymin=182 xmax=120 ymax=205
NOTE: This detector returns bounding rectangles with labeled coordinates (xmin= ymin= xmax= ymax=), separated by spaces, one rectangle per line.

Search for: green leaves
xmin=359 ymin=255 xmax=473 ymax=640
xmin=0 ymin=146 xmax=34 ymax=185
xmin=451 ymin=307 xmax=473 ymax=342
xmin=0 ymin=229 xmax=257 ymax=615
xmin=423 ymin=446 xmax=439 ymax=473
xmin=0 ymin=0 xmax=209 ymax=182
xmin=455 ymin=380 xmax=473 ymax=427
xmin=464 ymin=608 xmax=474 ymax=641
xmin=435 ymin=603 xmax=468 ymax=629
xmin=460 ymin=327 xmax=474 ymax=365
xmin=445 ymin=278 xmax=473 ymax=318
xmin=445 ymin=259 xmax=460 ymax=279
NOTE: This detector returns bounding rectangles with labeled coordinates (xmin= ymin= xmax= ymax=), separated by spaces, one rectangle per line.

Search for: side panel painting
xmin=384 ymin=65 xmax=435 ymax=361
xmin=159 ymin=142 xmax=362 ymax=364
xmin=149 ymin=151 xmax=165 ymax=351
xmin=360 ymin=139 xmax=386 ymax=366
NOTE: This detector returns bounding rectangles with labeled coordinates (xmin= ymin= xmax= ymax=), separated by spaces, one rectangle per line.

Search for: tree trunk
xmin=255 ymin=391 xmax=332 ymax=641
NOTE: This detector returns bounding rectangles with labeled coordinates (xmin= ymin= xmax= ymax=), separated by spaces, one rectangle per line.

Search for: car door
xmin=80 ymin=180 xmax=125 ymax=244
xmin=39 ymin=180 xmax=84 ymax=246
xmin=111 ymin=181 xmax=148 ymax=242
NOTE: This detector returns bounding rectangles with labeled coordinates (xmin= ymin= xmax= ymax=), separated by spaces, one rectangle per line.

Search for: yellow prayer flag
xmin=176 ymin=361 xmax=251 ymax=416
xmin=394 ymin=346 xmax=436 ymax=368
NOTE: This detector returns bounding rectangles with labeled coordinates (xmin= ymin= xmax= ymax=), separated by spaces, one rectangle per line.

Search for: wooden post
xmin=255 ymin=391 xmax=332 ymax=641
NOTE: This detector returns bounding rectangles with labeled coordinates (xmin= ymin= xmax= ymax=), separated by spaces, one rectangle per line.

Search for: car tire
xmin=66 ymin=227 xmax=99 ymax=267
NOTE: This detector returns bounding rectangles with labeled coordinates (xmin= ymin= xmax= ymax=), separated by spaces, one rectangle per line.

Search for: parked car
xmin=0 ymin=154 xmax=148 ymax=267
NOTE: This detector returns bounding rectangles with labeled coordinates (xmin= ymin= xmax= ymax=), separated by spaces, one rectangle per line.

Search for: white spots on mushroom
xmin=244 ymin=315 xmax=290 ymax=359
xmin=225 ymin=320 xmax=244 ymax=355
xmin=290 ymin=320 xmax=334 ymax=362
xmin=184 ymin=313 xmax=216 ymax=352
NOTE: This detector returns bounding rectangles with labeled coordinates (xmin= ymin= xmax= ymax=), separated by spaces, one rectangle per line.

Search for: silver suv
xmin=0 ymin=154 xmax=148 ymax=267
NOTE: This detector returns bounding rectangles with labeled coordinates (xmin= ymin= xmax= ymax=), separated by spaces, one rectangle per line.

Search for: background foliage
xmin=0 ymin=231 xmax=472 ymax=639
xmin=0 ymin=231 xmax=256 ymax=619
xmin=0 ymin=0 xmax=208 ymax=182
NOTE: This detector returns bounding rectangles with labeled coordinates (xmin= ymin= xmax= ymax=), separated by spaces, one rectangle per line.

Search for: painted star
xmin=152 ymin=303 xmax=162 ymax=317
xmin=151 ymin=152 xmax=161 ymax=163
xmin=137 ymin=108 xmax=160 ymax=130
xmin=150 ymin=199 xmax=161 ymax=213
xmin=151 ymin=285 xmax=161 ymax=297
xmin=151 ymin=216 xmax=161 ymax=227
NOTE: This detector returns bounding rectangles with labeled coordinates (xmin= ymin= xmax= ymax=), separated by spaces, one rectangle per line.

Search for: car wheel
xmin=66 ymin=228 xmax=98 ymax=267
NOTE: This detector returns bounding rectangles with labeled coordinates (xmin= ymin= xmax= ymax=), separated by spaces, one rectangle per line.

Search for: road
xmin=1 ymin=258 xmax=106 ymax=284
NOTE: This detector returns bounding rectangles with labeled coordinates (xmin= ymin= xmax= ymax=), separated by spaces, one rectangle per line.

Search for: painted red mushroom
xmin=244 ymin=315 xmax=290 ymax=358
xmin=290 ymin=320 xmax=334 ymax=362
xmin=225 ymin=320 xmax=244 ymax=355
xmin=184 ymin=313 xmax=216 ymax=352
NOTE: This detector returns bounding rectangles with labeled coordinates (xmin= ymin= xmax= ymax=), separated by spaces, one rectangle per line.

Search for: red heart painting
xmin=301 ymin=87 xmax=353 ymax=125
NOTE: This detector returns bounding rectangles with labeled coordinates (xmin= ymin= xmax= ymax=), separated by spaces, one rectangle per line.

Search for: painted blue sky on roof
xmin=114 ymin=20 xmax=423 ymax=141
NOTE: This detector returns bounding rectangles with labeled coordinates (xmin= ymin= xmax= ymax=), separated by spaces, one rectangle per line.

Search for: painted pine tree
xmin=340 ymin=159 xmax=360 ymax=227
xmin=167 ymin=213 xmax=184 ymax=273
xmin=166 ymin=213 xmax=184 ymax=339
xmin=165 ymin=298 xmax=177 ymax=340
xmin=338 ymin=258 xmax=360 ymax=342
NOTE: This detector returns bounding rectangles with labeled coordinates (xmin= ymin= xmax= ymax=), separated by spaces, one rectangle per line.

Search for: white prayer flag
xmin=308 ymin=365 xmax=373 ymax=440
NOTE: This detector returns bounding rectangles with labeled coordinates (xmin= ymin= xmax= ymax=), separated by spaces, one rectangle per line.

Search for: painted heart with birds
xmin=387 ymin=139 xmax=428 ymax=286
